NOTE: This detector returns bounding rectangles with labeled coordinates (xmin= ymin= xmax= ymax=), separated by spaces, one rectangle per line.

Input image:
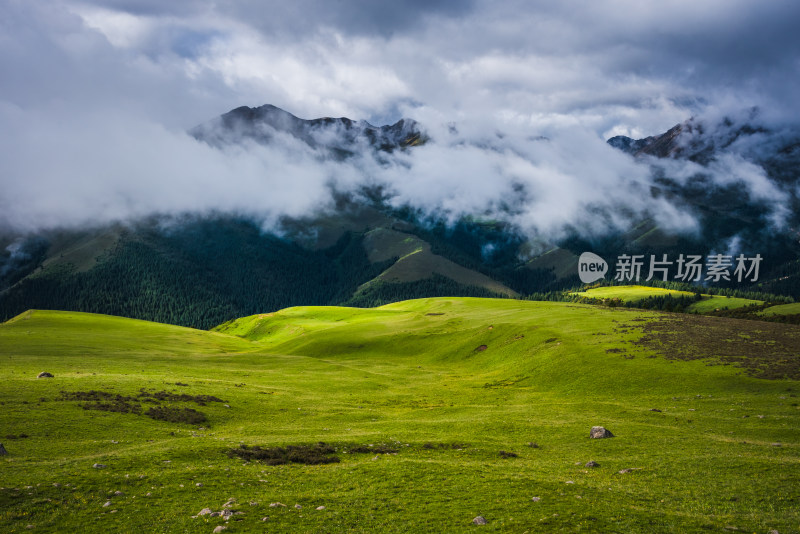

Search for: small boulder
xmin=294 ymin=504 xmax=302 ymax=509
xmin=269 ymin=502 xmax=286 ymax=508
xmin=0 ymin=443 xmax=8 ymax=456
xmin=92 ymin=463 xmax=106 ymax=469
xmin=316 ymin=506 xmax=326 ymax=510
xmin=585 ymin=461 xmax=600 ymax=468
xmin=37 ymin=372 xmax=53 ymax=378
xmin=589 ymin=426 xmax=614 ymax=439
xmin=197 ymin=508 xmax=213 ymax=516
xmin=102 ymin=501 xmax=111 ymax=507
xmin=531 ymin=497 xmax=541 ymax=502
xmin=472 ymin=516 xmax=488 ymax=525
xmin=212 ymin=527 xmax=226 ymax=533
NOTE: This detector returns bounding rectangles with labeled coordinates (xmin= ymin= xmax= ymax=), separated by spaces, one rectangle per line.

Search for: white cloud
xmin=0 ymin=0 xmax=797 ymax=240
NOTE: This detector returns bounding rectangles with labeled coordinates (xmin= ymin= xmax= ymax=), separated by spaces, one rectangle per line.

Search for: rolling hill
xmin=1 ymin=299 xmax=799 ymax=532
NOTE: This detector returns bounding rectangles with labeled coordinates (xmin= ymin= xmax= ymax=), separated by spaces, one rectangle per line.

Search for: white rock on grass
xmin=589 ymin=426 xmax=614 ymax=439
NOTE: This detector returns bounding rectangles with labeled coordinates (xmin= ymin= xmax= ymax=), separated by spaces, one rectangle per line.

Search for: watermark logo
xmin=578 ymin=252 xmax=608 ymax=284
xmin=578 ymin=252 xmax=763 ymax=283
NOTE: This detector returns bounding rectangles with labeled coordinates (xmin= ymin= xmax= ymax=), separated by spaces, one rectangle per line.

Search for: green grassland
xmin=573 ymin=285 xmax=695 ymax=300
xmin=574 ymin=285 xmax=764 ymax=314
xmin=759 ymin=302 xmax=800 ymax=316
xmin=1 ymin=299 xmax=799 ymax=533
xmin=685 ymin=296 xmax=764 ymax=313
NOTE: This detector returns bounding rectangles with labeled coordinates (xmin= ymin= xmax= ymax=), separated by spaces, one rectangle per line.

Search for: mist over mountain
xmin=1 ymin=103 xmax=799 ymax=327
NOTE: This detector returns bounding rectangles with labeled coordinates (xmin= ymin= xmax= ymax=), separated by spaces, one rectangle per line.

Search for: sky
xmin=1 ymin=0 xmax=799 ymax=236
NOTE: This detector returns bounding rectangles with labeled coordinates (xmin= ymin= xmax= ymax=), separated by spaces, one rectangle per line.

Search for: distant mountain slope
xmin=190 ymin=104 xmax=424 ymax=156
xmin=2 ymin=105 xmax=800 ymax=327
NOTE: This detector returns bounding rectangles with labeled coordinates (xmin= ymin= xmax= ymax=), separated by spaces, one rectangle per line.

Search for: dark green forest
xmin=0 ymin=220 xmax=392 ymax=329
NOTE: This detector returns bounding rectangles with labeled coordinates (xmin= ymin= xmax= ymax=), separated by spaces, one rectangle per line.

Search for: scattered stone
xmin=531 ymin=497 xmax=541 ymax=502
xmin=37 ymin=372 xmax=53 ymax=378
xmin=269 ymin=502 xmax=286 ymax=508
xmin=92 ymin=463 xmax=106 ymax=469
xmin=650 ymin=408 xmax=662 ymax=412
xmin=316 ymin=506 xmax=326 ymax=510
xmin=196 ymin=483 xmax=203 ymax=487
xmin=526 ymin=442 xmax=540 ymax=448
xmin=768 ymin=530 xmax=779 ymax=534
xmin=249 ymin=501 xmax=258 ymax=506
xmin=103 ymin=501 xmax=111 ymax=507
xmin=472 ymin=516 xmax=488 ymax=525
xmin=114 ymin=491 xmax=123 ymax=496
xmin=145 ymin=492 xmax=152 ymax=497
xmin=261 ymin=517 xmax=269 ymax=521
xmin=212 ymin=527 xmax=226 ymax=533
xmin=565 ymin=480 xmax=574 ymax=484
xmin=222 ymin=499 xmax=236 ymax=508
xmin=758 ymin=415 xmax=765 ymax=419
xmin=590 ymin=426 xmax=614 ymax=439
xmin=294 ymin=504 xmax=302 ymax=509
xmin=585 ymin=461 xmax=600 ymax=468
xmin=198 ymin=508 xmax=213 ymax=516
xmin=772 ymin=443 xmax=782 ymax=447
xmin=25 ymin=525 xmax=34 ymax=530
xmin=224 ymin=405 xmax=230 ymax=408
xmin=618 ymin=468 xmax=638 ymax=474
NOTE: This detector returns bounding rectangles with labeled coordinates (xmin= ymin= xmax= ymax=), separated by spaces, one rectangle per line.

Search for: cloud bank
xmin=1 ymin=0 xmax=798 ymax=238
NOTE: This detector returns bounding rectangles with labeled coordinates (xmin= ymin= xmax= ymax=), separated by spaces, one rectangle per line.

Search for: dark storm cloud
xmin=77 ymin=0 xmax=478 ymax=38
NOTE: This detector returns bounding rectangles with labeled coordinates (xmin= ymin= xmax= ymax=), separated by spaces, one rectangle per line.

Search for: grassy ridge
xmin=574 ymin=285 xmax=765 ymax=313
xmin=1 ymin=299 xmax=799 ymax=533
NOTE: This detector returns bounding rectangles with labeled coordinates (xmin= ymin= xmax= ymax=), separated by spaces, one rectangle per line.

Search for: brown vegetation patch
xmin=58 ymin=389 xmax=217 ymax=424
xmin=348 ymin=444 xmax=398 ymax=454
xmin=145 ymin=406 xmax=206 ymax=424
xmin=632 ymin=315 xmax=800 ymax=380
xmin=228 ymin=443 xmax=340 ymax=465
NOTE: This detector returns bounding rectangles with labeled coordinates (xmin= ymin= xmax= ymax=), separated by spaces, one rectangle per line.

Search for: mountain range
xmin=1 ymin=105 xmax=798 ymax=327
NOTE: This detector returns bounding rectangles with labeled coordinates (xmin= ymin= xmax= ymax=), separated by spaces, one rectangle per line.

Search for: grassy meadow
xmin=573 ymin=285 xmax=765 ymax=313
xmin=1 ymin=299 xmax=799 ymax=533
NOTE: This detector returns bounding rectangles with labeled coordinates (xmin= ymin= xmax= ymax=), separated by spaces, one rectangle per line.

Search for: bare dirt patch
xmin=632 ymin=315 xmax=800 ymax=380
